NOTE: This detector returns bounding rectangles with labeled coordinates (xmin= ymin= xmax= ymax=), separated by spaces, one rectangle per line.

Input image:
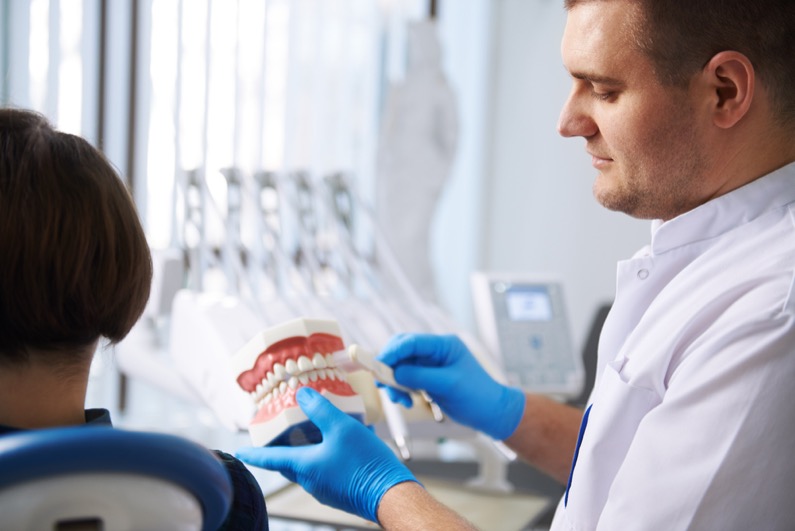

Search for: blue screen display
xmin=505 ymin=286 xmax=552 ymax=321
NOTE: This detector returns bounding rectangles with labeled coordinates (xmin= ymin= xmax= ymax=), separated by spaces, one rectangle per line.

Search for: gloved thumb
xmin=295 ymin=387 xmax=346 ymax=432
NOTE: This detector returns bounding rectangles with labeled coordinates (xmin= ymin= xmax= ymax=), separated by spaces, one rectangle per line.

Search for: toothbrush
xmin=333 ymin=344 xmax=445 ymax=422
xmin=332 ymin=344 xmax=413 ymax=393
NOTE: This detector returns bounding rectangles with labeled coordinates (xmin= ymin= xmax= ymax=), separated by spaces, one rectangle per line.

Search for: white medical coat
xmin=551 ymin=162 xmax=795 ymax=530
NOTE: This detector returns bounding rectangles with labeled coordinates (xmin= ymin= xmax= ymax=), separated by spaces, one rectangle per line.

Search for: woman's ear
xmin=701 ymin=51 xmax=755 ymax=129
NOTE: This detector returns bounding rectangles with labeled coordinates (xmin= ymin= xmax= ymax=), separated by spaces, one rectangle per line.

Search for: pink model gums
xmin=232 ymin=318 xmax=367 ymax=446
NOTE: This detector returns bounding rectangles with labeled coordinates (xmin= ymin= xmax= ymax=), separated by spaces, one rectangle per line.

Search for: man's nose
xmin=558 ymin=91 xmax=597 ymax=138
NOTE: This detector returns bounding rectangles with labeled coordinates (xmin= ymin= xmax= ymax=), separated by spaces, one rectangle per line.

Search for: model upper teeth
xmin=252 ymin=354 xmax=346 ymax=407
xmin=298 ymin=356 xmax=313 ymax=372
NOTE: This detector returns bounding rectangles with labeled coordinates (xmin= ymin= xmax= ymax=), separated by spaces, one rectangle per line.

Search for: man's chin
xmin=593 ymin=181 xmax=643 ymax=217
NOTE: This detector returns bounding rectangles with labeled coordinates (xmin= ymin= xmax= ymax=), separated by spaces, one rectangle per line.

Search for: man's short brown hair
xmin=0 ymin=108 xmax=152 ymax=362
xmin=564 ymin=0 xmax=795 ymax=130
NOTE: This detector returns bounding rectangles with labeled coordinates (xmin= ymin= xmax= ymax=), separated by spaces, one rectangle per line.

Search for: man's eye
xmin=590 ymin=90 xmax=616 ymax=102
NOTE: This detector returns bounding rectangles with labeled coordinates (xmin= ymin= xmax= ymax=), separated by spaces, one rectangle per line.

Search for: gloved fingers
xmin=235 ymin=444 xmax=305 ymax=480
xmin=377 ymin=333 xmax=417 ymax=366
xmin=392 ymin=363 xmax=457 ymax=397
xmin=378 ymin=333 xmax=458 ymax=367
xmin=376 ymin=382 xmax=413 ymax=407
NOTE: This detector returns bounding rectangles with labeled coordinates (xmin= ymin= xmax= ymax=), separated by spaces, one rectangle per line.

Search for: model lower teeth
xmin=251 ymin=354 xmax=349 ymax=407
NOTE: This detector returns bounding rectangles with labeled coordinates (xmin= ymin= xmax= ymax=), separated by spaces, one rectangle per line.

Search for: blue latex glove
xmin=236 ymin=387 xmax=417 ymax=523
xmin=378 ymin=333 xmax=526 ymax=441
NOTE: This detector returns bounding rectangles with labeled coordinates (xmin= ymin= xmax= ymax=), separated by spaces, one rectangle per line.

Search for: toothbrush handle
xmin=348 ymin=345 xmax=413 ymax=393
xmin=350 ymin=345 xmax=445 ymax=423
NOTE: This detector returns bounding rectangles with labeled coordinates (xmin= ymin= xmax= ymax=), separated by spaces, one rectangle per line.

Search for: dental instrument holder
xmin=466 ymin=435 xmax=516 ymax=494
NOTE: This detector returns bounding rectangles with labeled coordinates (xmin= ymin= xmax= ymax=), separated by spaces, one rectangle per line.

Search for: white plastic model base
xmin=248 ymin=392 xmax=366 ymax=447
xmin=232 ymin=317 xmax=368 ymax=447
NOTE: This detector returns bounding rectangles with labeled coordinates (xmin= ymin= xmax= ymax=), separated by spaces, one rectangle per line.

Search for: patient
xmin=0 ymin=107 xmax=268 ymax=530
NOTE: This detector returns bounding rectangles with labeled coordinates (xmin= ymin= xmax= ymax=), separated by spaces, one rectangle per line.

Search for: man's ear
xmin=701 ymin=51 xmax=755 ymax=129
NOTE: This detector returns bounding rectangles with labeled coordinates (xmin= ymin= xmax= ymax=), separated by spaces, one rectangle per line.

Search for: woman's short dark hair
xmin=564 ymin=0 xmax=795 ymax=130
xmin=0 ymin=108 xmax=152 ymax=362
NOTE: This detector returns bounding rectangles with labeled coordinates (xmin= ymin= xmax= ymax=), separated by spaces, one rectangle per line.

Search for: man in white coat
xmin=238 ymin=0 xmax=795 ymax=529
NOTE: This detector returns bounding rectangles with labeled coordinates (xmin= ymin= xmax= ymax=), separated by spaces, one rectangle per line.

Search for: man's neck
xmin=708 ymin=100 xmax=795 ymax=201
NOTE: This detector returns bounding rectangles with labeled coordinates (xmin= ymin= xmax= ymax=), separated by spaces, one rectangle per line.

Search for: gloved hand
xmin=378 ymin=334 xmax=526 ymax=441
xmin=236 ymin=387 xmax=417 ymax=523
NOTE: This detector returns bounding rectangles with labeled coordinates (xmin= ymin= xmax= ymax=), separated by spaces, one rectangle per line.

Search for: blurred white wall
xmin=0 ymin=0 xmax=650 ymax=353
xmin=433 ymin=0 xmax=648 ymax=351
xmin=428 ymin=0 xmax=492 ymax=331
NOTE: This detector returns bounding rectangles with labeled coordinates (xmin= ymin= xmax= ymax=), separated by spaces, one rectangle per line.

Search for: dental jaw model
xmin=232 ymin=318 xmax=367 ymax=446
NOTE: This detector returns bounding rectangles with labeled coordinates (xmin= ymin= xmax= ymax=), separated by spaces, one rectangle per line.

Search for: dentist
xmin=238 ymin=0 xmax=795 ymax=529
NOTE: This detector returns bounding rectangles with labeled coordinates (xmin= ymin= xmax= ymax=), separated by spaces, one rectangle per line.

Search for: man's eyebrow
xmin=565 ymin=68 xmax=624 ymax=86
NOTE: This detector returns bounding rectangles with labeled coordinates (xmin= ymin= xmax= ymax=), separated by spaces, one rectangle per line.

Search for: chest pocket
xmin=563 ymin=358 xmax=661 ymax=530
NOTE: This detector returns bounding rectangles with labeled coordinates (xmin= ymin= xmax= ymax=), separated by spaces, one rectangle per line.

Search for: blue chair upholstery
xmin=0 ymin=426 xmax=232 ymax=531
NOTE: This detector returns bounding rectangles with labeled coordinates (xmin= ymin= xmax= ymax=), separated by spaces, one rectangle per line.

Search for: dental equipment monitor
xmin=471 ymin=272 xmax=584 ymax=399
